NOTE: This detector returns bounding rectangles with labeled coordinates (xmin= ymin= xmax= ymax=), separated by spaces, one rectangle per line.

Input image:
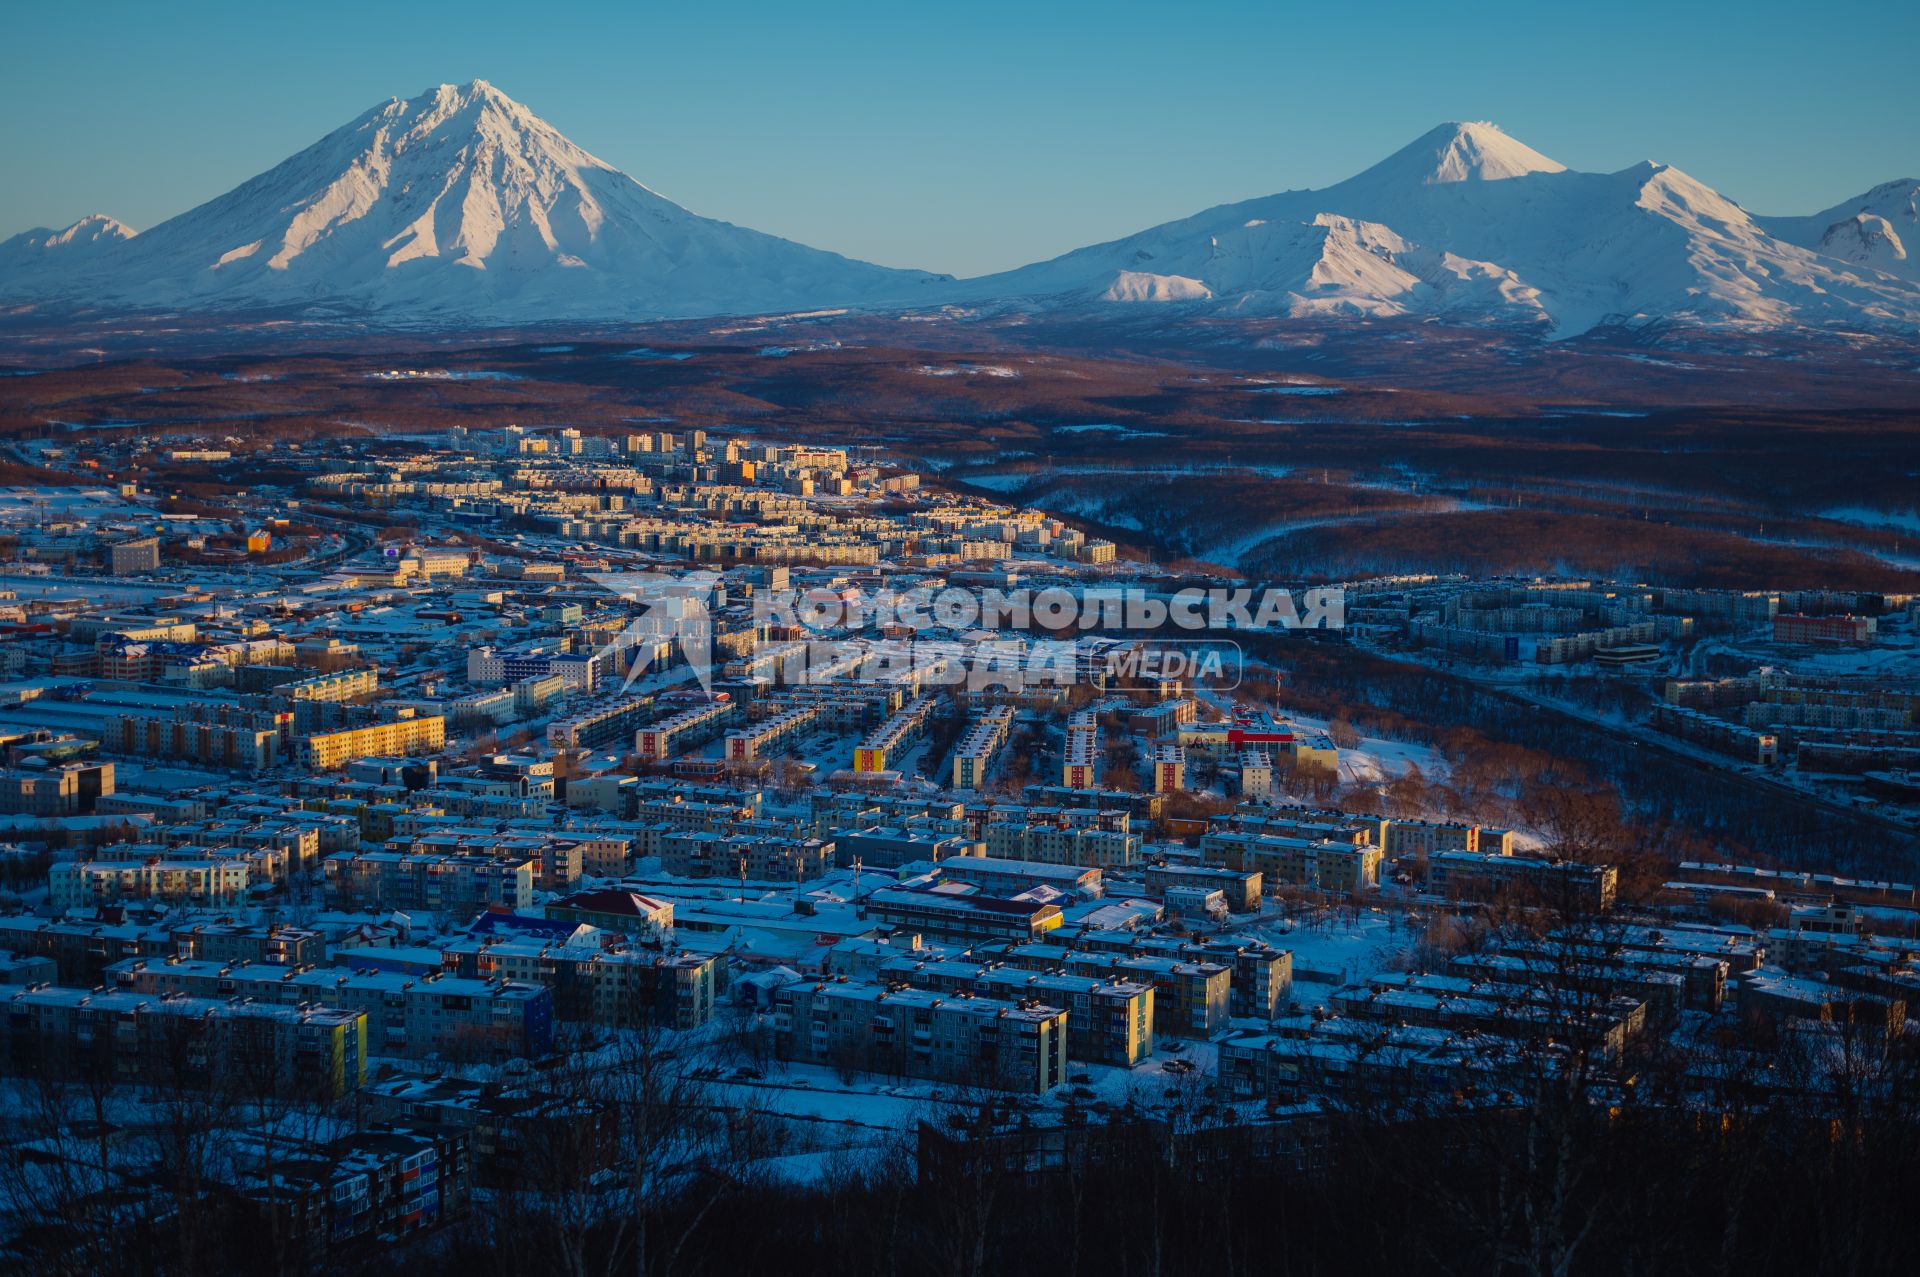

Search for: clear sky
xmin=2 ymin=0 xmax=1914 ymax=277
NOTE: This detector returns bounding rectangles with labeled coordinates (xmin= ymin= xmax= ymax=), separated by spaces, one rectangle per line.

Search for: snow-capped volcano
xmin=0 ymin=80 xmax=946 ymax=321
xmin=1347 ymin=120 xmax=1567 ymax=186
xmin=956 ymin=122 xmax=1920 ymax=336
xmin=4 ymin=102 xmax=1918 ymax=337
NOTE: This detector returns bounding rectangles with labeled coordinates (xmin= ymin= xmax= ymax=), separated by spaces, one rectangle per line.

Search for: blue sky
xmin=2 ymin=0 xmax=1913 ymax=277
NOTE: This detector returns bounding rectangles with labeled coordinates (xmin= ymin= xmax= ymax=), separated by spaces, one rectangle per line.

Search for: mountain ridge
xmin=953 ymin=123 xmax=1920 ymax=335
xmin=3 ymin=90 xmax=1916 ymax=336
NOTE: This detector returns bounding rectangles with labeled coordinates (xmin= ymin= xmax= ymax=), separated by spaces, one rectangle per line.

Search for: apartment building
xmin=1219 ymin=1020 xmax=1502 ymax=1105
xmin=635 ymin=701 xmax=735 ymax=760
xmin=724 ymin=705 xmax=819 ymax=762
xmin=1200 ymin=831 xmax=1382 ymax=894
xmin=1057 ymin=929 xmax=1295 ymax=1020
xmin=109 ymin=958 xmax=553 ymax=1061
xmin=635 ymin=790 xmax=763 ymax=836
xmin=1330 ymin=971 xmax=1636 ymax=1059
xmin=109 ymin=536 xmax=161 ymax=575
xmin=544 ymin=694 xmax=656 ymax=750
xmin=1153 ymin=745 xmax=1187 ymax=793
xmin=49 ymin=857 xmax=251 ymax=911
xmin=952 ymin=705 xmax=1015 ymax=789
xmin=0 ymin=759 xmax=114 ymax=815
xmin=773 ymin=979 xmax=1068 ymax=1093
xmin=1239 ymin=750 xmax=1273 ymax=802
xmin=876 ymin=954 xmax=1153 ymax=1066
xmin=322 ymin=851 xmax=534 ymax=913
xmin=467 ymin=644 xmax=602 ymax=691
xmin=104 ymin=704 xmax=289 ymax=772
xmin=1773 ymin=613 xmax=1876 ymax=646
xmin=172 ymin=921 xmax=323 ymax=967
xmin=1062 ymin=710 xmax=1099 ymax=789
xmin=1199 ymin=940 xmax=1295 ymax=1020
xmin=0 ymin=985 xmax=367 ymax=1098
xmin=853 ymin=697 xmax=937 ymax=773
xmin=659 ymin=831 xmax=835 ymax=882
xmin=1130 ymin=699 xmax=1198 ymax=738
xmin=981 ymin=821 xmax=1141 ymax=869
xmin=278 ymin=667 xmax=379 ymax=702
xmin=442 ymin=938 xmax=718 ymax=1030
xmin=1650 ymin=702 xmax=1780 ymax=765
xmin=1023 ymin=784 xmax=1165 ymax=821
xmin=303 ymin=715 xmax=446 ymax=771
xmin=1219 ymin=806 xmax=1382 ymax=847
xmin=1373 ymin=817 xmax=1513 ymax=857
xmin=403 ymin=832 xmax=578 ymax=892
xmin=830 ymin=827 xmax=978 ymax=870
xmin=238 ymin=1128 xmax=470 ymax=1263
xmin=1058 ymin=951 xmax=1232 ymax=1038
xmin=0 ymin=953 xmax=57 ymax=986
xmin=809 ymin=790 xmax=961 ymax=837
xmin=1144 ymin=863 xmax=1264 ymax=913
xmin=0 ymin=915 xmax=173 ymax=984
xmin=1427 ymin=850 xmax=1618 ymax=912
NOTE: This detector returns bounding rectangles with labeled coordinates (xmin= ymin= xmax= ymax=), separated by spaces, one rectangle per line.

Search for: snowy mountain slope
xmin=0 ymin=214 xmax=138 ymax=292
xmin=0 ymin=81 xmax=947 ymax=322
xmin=1096 ymin=212 xmax=1551 ymax=325
xmin=1757 ymin=179 xmax=1918 ymax=281
xmin=955 ymin=122 xmax=1920 ymax=336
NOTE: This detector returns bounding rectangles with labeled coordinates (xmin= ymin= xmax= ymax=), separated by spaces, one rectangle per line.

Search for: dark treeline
xmin=26 ymin=986 xmax=1920 ymax=1277
xmin=378 ymin=1104 xmax=1920 ymax=1277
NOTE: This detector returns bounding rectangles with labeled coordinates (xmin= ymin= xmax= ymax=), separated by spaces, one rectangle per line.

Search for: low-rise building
xmin=935 ymin=855 xmax=1104 ymax=900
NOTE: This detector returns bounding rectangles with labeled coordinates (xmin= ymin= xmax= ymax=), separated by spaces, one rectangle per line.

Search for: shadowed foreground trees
xmin=4 ymin=1005 xmax=1918 ymax=1277
xmin=394 ymin=1092 xmax=1920 ymax=1277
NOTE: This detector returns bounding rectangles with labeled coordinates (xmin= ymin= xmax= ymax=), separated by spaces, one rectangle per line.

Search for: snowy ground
xmin=0 ymin=485 xmax=152 ymax=527
xmin=1225 ymin=905 xmax=1413 ymax=988
xmin=0 ymin=572 xmax=181 ymax=604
